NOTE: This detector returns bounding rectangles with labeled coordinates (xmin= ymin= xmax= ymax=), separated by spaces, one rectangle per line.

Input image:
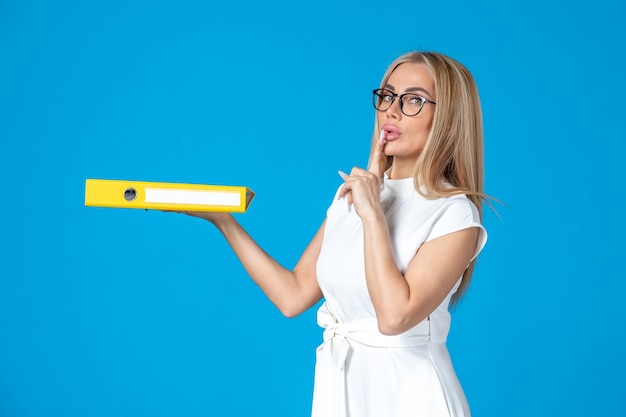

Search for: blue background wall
xmin=1 ymin=0 xmax=624 ymax=416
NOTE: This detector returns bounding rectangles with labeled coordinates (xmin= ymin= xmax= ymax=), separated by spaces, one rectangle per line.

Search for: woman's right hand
xmin=180 ymin=210 xmax=233 ymax=227
xmin=164 ymin=210 xmax=233 ymax=228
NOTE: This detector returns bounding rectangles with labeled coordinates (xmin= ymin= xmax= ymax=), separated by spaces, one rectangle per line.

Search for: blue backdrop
xmin=1 ymin=0 xmax=624 ymax=416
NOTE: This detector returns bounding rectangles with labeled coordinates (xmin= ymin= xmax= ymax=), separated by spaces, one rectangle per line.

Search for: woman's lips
xmin=381 ymin=124 xmax=401 ymax=141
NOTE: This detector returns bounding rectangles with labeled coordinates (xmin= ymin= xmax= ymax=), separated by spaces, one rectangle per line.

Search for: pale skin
xmin=183 ymin=63 xmax=479 ymax=335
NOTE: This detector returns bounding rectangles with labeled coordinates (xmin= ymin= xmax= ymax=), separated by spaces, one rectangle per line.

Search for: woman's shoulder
xmin=433 ymin=194 xmax=481 ymax=221
xmin=394 ymin=180 xmax=477 ymax=210
xmin=391 ymin=185 xmax=481 ymax=229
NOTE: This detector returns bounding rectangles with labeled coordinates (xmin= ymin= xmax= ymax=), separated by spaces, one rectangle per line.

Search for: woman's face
xmin=376 ymin=63 xmax=436 ymax=165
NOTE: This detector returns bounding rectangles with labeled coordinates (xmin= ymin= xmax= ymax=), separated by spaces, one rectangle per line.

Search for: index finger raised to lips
xmin=368 ymin=129 xmax=386 ymax=177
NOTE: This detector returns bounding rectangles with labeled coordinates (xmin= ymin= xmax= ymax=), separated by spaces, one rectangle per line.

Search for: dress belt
xmin=312 ymin=302 xmax=431 ymax=417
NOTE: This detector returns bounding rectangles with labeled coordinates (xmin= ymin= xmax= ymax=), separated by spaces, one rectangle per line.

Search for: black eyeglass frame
xmin=372 ymin=88 xmax=437 ymax=117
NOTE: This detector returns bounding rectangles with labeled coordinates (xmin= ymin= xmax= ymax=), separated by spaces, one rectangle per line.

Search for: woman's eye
xmin=404 ymin=95 xmax=426 ymax=108
xmin=407 ymin=96 xmax=424 ymax=106
xmin=382 ymin=94 xmax=394 ymax=102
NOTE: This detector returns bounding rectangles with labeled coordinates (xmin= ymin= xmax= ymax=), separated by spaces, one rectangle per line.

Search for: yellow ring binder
xmin=85 ymin=179 xmax=255 ymax=213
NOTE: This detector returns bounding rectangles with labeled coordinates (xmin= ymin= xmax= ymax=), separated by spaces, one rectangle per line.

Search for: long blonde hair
xmin=369 ymin=51 xmax=486 ymax=305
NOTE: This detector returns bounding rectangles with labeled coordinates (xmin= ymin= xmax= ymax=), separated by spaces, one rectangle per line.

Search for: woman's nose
xmin=386 ymin=99 xmax=402 ymax=120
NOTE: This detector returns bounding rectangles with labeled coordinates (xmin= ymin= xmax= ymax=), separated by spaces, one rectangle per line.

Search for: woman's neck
xmin=387 ymin=157 xmax=416 ymax=179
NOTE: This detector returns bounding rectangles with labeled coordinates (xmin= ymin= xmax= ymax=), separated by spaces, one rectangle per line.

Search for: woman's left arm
xmin=339 ymin=167 xmax=479 ymax=336
xmin=363 ymin=212 xmax=478 ymax=335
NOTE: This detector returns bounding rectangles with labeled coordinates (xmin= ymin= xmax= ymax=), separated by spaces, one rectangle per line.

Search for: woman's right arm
xmin=187 ymin=212 xmax=325 ymax=318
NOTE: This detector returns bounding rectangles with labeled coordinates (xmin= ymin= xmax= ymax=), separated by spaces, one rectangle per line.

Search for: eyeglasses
xmin=372 ymin=88 xmax=436 ymax=117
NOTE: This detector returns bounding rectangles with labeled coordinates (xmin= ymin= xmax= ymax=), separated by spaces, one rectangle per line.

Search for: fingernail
xmin=378 ymin=129 xmax=385 ymax=146
xmin=338 ymin=170 xmax=348 ymax=180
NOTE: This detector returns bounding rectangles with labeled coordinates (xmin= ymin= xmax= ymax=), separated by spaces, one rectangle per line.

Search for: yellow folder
xmin=85 ymin=179 xmax=255 ymax=213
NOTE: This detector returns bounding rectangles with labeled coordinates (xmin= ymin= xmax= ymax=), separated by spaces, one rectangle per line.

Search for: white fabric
xmin=312 ymin=176 xmax=487 ymax=417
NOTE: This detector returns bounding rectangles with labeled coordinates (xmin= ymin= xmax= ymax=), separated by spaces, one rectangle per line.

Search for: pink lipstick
xmin=381 ymin=124 xmax=401 ymax=141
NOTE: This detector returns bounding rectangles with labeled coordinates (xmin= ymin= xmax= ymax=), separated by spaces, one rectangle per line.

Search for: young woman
xmin=183 ymin=51 xmax=487 ymax=417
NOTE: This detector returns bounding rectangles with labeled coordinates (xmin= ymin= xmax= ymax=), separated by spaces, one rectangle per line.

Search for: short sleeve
xmin=325 ymin=184 xmax=345 ymax=218
xmin=425 ymin=197 xmax=487 ymax=261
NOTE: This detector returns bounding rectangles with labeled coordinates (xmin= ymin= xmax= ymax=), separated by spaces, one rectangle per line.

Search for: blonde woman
xmin=183 ymin=51 xmax=487 ymax=417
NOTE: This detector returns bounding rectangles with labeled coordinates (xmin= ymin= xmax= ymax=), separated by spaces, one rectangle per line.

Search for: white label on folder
xmin=144 ymin=188 xmax=240 ymax=207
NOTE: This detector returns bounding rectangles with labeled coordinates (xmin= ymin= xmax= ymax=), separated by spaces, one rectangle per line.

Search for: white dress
xmin=312 ymin=176 xmax=487 ymax=417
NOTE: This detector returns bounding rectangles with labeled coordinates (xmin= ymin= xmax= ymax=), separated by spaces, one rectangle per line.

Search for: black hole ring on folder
xmin=124 ymin=188 xmax=137 ymax=202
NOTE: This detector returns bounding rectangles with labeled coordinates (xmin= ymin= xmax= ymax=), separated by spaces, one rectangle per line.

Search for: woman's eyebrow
xmin=384 ymin=83 xmax=433 ymax=98
xmin=405 ymin=86 xmax=434 ymax=98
